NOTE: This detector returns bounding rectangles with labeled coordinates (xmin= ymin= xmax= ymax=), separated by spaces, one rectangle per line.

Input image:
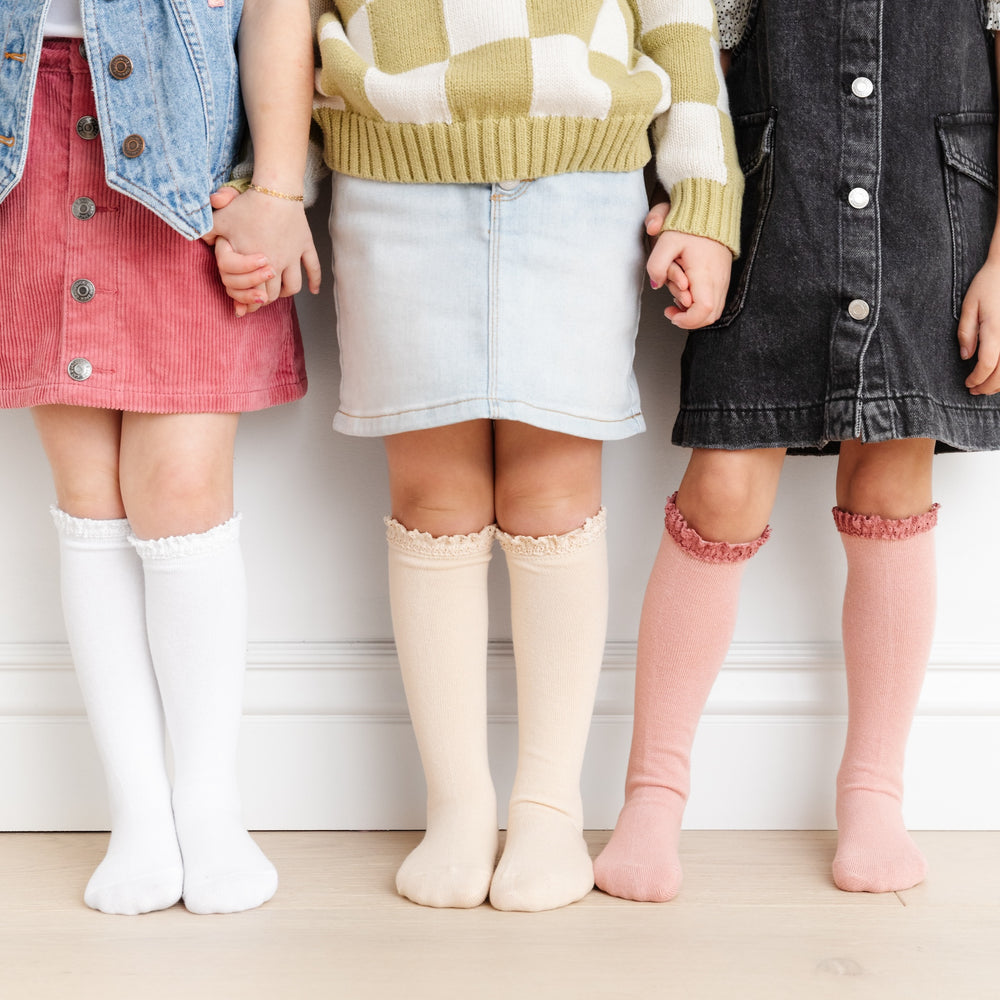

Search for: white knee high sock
xmin=490 ymin=509 xmax=608 ymax=912
xmin=131 ymin=516 xmax=276 ymax=915
xmin=387 ymin=518 xmax=498 ymax=909
xmin=52 ymin=509 xmax=182 ymax=915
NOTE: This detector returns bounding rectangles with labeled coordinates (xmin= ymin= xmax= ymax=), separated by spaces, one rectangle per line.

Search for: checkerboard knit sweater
xmin=312 ymin=0 xmax=742 ymax=254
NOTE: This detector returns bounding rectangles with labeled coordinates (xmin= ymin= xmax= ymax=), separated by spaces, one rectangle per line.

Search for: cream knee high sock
xmin=387 ymin=519 xmax=498 ymax=909
xmin=488 ymin=509 xmax=608 ymax=912
xmin=52 ymin=509 xmax=182 ymax=915
xmin=832 ymin=505 xmax=937 ymax=893
xmin=594 ymin=496 xmax=767 ymax=902
xmin=132 ymin=516 xmax=277 ymax=915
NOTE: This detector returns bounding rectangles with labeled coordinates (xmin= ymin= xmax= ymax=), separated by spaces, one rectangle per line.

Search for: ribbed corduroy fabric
xmin=0 ymin=40 xmax=306 ymax=414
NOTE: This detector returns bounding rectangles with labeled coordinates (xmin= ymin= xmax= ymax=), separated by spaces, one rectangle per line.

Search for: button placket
xmin=826 ymin=3 xmax=884 ymax=443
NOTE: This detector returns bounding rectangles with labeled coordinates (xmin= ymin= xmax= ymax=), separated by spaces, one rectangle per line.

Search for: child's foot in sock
xmin=594 ymin=790 xmax=685 ymax=902
xmin=489 ymin=803 xmax=594 ymax=911
xmin=396 ymin=796 xmax=498 ymax=908
xmin=833 ymin=790 xmax=927 ymax=892
xmin=174 ymin=794 xmax=277 ymax=915
xmin=85 ymin=806 xmax=183 ymax=915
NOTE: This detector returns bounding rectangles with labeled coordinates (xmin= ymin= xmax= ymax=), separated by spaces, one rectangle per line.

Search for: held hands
xmin=958 ymin=254 xmax=1000 ymax=395
xmin=645 ymin=200 xmax=732 ymax=330
xmin=204 ymin=185 xmax=321 ymax=317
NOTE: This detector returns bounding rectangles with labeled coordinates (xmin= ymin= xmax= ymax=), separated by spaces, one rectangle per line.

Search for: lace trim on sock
xmin=384 ymin=517 xmax=496 ymax=558
xmin=129 ymin=514 xmax=242 ymax=560
xmin=663 ymin=493 xmax=769 ymax=564
xmin=49 ymin=506 xmax=130 ymax=540
xmin=832 ymin=504 xmax=940 ymax=540
xmin=496 ymin=506 xmax=607 ymax=556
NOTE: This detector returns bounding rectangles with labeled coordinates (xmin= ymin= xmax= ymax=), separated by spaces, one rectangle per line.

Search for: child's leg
xmin=32 ymin=405 xmax=182 ymax=915
xmin=832 ymin=438 xmax=936 ymax=893
xmin=488 ymin=423 xmax=606 ymax=912
xmin=595 ymin=447 xmax=783 ymax=902
xmin=384 ymin=422 xmax=499 ymax=908
xmin=119 ymin=411 xmax=277 ymax=915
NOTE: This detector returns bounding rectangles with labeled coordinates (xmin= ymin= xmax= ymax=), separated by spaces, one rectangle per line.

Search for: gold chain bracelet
xmin=249 ymin=183 xmax=304 ymax=203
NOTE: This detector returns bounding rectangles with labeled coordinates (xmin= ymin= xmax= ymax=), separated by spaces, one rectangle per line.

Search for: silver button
xmin=71 ymin=278 xmax=96 ymax=303
xmin=78 ymin=42 xmax=87 ymax=61
xmin=72 ymin=196 xmax=96 ymax=221
xmin=75 ymin=115 xmax=99 ymax=141
xmin=848 ymin=299 xmax=871 ymax=321
xmin=497 ymin=179 xmax=521 ymax=192
xmin=851 ymin=77 xmax=874 ymax=99
xmin=67 ymin=358 xmax=93 ymax=382
xmin=848 ymin=187 xmax=870 ymax=210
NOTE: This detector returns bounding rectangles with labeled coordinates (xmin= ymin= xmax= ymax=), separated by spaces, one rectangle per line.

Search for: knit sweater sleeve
xmin=634 ymin=1 xmax=743 ymax=255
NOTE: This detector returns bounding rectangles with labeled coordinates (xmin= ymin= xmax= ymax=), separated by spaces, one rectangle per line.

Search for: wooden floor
xmin=1 ymin=831 xmax=997 ymax=999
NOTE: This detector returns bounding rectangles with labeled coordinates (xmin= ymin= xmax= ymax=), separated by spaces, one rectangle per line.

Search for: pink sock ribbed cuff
xmin=832 ymin=504 xmax=940 ymax=540
xmin=663 ymin=493 xmax=770 ymax=564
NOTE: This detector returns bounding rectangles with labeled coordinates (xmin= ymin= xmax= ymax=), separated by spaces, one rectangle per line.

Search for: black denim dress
xmin=673 ymin=0 xmax=1000 ymax=453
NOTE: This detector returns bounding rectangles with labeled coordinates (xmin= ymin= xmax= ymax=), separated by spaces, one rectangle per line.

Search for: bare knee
xmin=31 ymin=405 xmax=126 ymax=519
xmin=122 ymin=458 xmax=234 ymax=538
xmin=493 ymin=424 xmax=602 ymax=537
xmin=676 ymin=448 xmax=784 ymax=542
xmin=494 ymin=484 xmax=600 ymax=537
xmin=385 ymin=423 xmax=495 ymax=535
xmin=836 ymin=439 xmax=934 ymax=518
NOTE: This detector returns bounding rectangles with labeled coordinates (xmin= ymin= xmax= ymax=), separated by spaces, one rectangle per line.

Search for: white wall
xmin=1 ymin=188 xmax=998 ymax=831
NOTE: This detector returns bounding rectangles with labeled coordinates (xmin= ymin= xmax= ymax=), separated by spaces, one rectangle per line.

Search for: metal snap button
xmin=122 ymin=134 xmax=145 ymax=158
xmin=848 ymin=299 xmax=871 ymax=321
xmin=848 ymin=187 xmax=870 ymax=210
xmin=109 ymin=55 xmax=133 ymax=80
xmin=78 ymin=42 xmax=87 ymax=61
xmin=497 ymin=179 xmax=521 ymax=192
xmin=71 ymin=278 xmax=96 ymax=303
xmin=72 ymin=196 xmax=97 ymax=221
xmin=67 ymin=358 xmax=93 ymax=382
xmin=75 ymin=116 xmax=99 ymax=141
xmin=851 ymin=77 xmax=874 ymax=99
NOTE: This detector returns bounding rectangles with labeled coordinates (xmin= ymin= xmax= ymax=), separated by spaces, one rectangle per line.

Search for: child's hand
xmin=204 ymin=188 xmax=274 ymax=316
xmin=958 ymin=254 xmax=1000 ymax=395
xmin=647 ymin=212 xmax=733 ymax=329
xmin=204 ymin=184 xmax=321 ymax=316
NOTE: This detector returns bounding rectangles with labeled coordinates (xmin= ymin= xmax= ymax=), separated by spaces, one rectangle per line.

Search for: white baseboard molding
xmin=1 ymin=641 xmax=998 ymax=831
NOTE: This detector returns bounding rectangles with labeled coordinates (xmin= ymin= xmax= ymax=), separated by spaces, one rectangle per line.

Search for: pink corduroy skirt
xmin=0 ymin=38 xmax=307 ymax=414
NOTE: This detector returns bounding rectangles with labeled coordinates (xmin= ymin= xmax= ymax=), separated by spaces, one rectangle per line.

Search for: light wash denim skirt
xmin=329 ymin=170 xmax=647 ymax=440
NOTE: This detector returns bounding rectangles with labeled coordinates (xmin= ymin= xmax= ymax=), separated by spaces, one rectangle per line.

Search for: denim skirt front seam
xmin=329 ymin=170 xmax=647 ymax=441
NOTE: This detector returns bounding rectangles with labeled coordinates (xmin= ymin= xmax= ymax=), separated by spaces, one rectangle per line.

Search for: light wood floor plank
xmin=1 ymin=831 xmax=997 ymax=999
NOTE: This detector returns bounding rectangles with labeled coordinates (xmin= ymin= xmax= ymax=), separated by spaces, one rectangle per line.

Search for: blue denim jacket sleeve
xmin=0 ymin=0 xmax=246 ymax=239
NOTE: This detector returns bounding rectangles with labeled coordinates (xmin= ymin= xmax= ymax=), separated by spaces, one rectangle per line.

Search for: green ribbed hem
xmin=313 ymin=110 xmax=652 ymax=183
xmin=662 ymin=176 xmax=744 ymax=257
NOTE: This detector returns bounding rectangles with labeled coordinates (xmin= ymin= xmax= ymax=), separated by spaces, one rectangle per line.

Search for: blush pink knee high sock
xmin=594 ymin=495 xmax=768 ymax=902
xmin=832 ymin=505 xmax=938 ymax=893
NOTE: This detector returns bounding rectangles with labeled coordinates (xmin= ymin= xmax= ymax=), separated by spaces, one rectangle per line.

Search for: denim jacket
xmin=0 ymin=0 xmax=245 ymax=238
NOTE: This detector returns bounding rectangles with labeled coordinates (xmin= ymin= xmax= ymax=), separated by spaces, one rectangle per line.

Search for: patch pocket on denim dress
xmin=707 ymin=108 xmax=777 ymax=329
xmin=937 ymin=112 xmax=998 ymax=321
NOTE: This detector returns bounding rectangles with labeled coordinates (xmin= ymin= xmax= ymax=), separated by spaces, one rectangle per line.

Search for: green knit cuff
xmin=662 ymin=176 xmax=744 ymax=258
